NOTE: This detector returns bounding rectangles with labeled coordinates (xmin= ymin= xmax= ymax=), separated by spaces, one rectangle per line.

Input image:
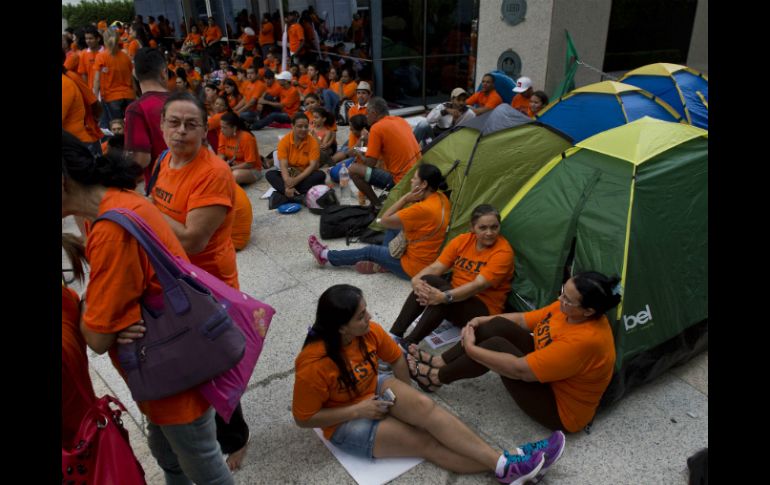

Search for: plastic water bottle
xmin=338 ymin=163 xmax=350 ymax=200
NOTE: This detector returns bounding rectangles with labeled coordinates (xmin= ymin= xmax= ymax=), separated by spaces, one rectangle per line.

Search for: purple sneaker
xmin=497 ymin=450 xmax=545 ymax=485
xmin=517 ymin=431 xmax=566 ymax=483
xmin=308 ymin=235 xmax=328 ymax=265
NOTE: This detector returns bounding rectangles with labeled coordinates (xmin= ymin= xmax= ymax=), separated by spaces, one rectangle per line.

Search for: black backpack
xmin=319 ymin=205 xmax=376 ymax=240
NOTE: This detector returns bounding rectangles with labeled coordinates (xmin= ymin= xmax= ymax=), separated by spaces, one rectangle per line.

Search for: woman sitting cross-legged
xmin=407 ymin=270 xmax=620 ymax=447
xmin=218 ymin=112 xmax=262 ymax=185
xmin=389 ymin=204 xmax=514 ymax=351
xmin=265 ymin=112 xmax=326 ymax=199
xmin=308 ymin=163 xmax=450 ymax=279
xmin=292 ymin=284 xmax=563 ymax=484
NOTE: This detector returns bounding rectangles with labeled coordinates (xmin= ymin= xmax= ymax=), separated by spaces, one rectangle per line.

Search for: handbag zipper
xmin=139 ymin=327 xmax=191 ymax=362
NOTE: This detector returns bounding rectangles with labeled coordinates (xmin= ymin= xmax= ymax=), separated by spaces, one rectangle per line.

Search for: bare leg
xmin=379 ymin=377 xmax=500 ymax=470
xmin=232 ymin=168 xmax=258 ymax=185
xmin=348 ymin=164 xmax=379 ymax=206
xmin=373 ymin=417 xmax=489 ymax=474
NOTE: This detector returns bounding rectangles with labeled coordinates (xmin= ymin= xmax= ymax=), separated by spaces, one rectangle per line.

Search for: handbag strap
xmin=145 ymin=149 xmax=169 ymax=197
xmin=94 ymin=209 xmax=193 ymax=315
xmin=405 ymin=194 xmax=446 ymax=244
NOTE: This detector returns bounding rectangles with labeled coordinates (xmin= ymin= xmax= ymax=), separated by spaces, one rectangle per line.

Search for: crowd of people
xmin=61 ymin=9 xmax=620 ymax=485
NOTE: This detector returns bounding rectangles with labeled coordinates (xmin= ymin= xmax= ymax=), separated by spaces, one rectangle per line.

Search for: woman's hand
xmin=467 ymin=315 xmax=493 ymax=329
xmin=403 ymin=185 xmax=425 ymax=204
xmin=117 ymin=322 xmax=146 ymax=345
xmin=354 ymin=396 xmax=393 ymax=420
xmin=285 ymin=187 xmax=297 ymax=197
xmin=414 ymin=280 xmax=445 ymax=306
xmin=460 ymin=324 xmax=477 ymax=350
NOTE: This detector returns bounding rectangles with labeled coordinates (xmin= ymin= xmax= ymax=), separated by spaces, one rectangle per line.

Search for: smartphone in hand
xmin=376 ymin=387 xmax=396 ymax=404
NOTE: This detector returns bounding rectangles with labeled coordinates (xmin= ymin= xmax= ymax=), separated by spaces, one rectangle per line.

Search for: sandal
xmin=407 ymin=355 xmax=442 ymax=393
xmin=407 ymin=344 xmax=438 ymax=368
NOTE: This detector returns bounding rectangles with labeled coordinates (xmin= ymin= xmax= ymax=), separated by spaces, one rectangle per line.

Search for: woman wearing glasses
xmin=406 ymin=271 xmax=621 ymax=438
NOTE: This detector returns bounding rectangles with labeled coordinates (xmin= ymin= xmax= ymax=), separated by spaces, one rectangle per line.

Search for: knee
xmin=411 ymin=393 xmax=438 ymax=424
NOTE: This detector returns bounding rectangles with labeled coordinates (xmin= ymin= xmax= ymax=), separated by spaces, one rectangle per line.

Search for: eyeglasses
xmin=559 ymin=285 xmax=579 ymax=307
xmin=163 ymin=118 xmax=203 ymax=131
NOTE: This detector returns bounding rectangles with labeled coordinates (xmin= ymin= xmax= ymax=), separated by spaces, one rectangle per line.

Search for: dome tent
xmin=499 ymin=117 xmax=708 ymax=404
xmin=371 ymin=104 xmax=572 ymax=241
xmin=536 ymin=81 xmax=683 ymax=143
xmin=619 ymin=63 xmax=708 ymax=129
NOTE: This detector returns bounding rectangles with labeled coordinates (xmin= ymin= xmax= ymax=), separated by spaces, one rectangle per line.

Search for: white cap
xmin=513 ymin=76 xmax=532 ymax=93
xmin=450 ymin=87 xmax=468 ymax=98
xmin=356 ymin=81 xmax=372 ymax=92
xmin=276 ymin=71 xmax=293 ymax=81
xmin=243 ymin=27 xmax=255 ymax=36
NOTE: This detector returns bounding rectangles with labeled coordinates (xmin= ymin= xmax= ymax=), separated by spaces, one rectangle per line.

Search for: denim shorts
xmin=364 ymin=167 xmax=395 ymax=190
xmin=329 ymin=372 xmax=394 ymax=459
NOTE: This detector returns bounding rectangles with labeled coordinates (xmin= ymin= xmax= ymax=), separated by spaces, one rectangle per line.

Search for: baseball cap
xmin=276 ymin=71 xmax=293 ymax=81
xmin=356 ymin=81 xmax=372 ymax=92
xmin=513 ymin=76 xmax=533 ymax=93
xmin=451 ymin=87 xmax=468 ymax=98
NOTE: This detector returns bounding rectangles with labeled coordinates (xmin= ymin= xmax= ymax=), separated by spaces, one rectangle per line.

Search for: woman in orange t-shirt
xmin=389 ymin=204 xmax=514 ymax=351
xmin=293 ymin=284 xmax=550 ymax=483
xmin=150 ymin=92 xmax=250 ymax=470
xmin=182 ymin=25 xmax=203 ymax=54
xmin=222 ymin=78 xmax=243 ymax=109
xmin=217 ymin=112 xmax=261 ymax=185
xmin=407 ymin=271 xmax=620 ymax=439
xmin=308 ymin=164 xmax=450 ymax=281
xmin=94 ymin=29 xmax=136 ymax=123
xmin=61 ymin=130 xmax=232 ymax=482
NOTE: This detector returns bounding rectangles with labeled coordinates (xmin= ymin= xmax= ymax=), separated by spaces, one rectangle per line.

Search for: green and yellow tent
xmin=372 ymin=104 xmax=572 ymax=240
xmin=500 ymin=117 xmax=708 ymax=403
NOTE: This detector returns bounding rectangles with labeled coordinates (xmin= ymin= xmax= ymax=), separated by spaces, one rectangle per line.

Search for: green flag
xmin=552 ymin=30 xmax=579 ymax=100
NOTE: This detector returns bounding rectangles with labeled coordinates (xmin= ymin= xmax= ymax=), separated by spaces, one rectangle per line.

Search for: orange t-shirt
xmin=288 ymin=23 xmax=304 ymax=53
xmin=185 ymin=33 xmax=203 ymax=48
xmin=277 ymin=130 xmax=320 ymax=170
xmin=239 ymin=33 xmax=257 ymax=51
xmin=97 ymin=20 xmax=108 ymax=31
xmin=64 ymin=71 xmax=102 ymax=142
xmin=231 ymin=184 xmax=253 ymax=251
xmin=466 ymin=89 xmax=503 ymax=110
xmin=293 ymin=322 xmax=402 ymax=439
xmin=331 ymin=81 xmax=357 ymax=101
xmin=149 ymin=22 xmax=160 ymax=38
xmin=297 ymin=74 xmax=311 ymax=92
xmin=259 ymin=21 xmax=274 ymax=45
xmin=348 ymin=103 xmax=367 ymax=118
xmin=511 ymin=93 xmax=532 ymax=117
xmin=62 ymin=74 xmax=94 ymax=143
xmin=398 ymin=191 xmax=451 ymax=277
xmin=64 ymin=50 xmax=80 ymax=72
xmin=280 ymin=85 xmax=301 ymax=117
xmin=242 ymin=56 xmax=255 ymax=71
xmin=127 ymin=39 xmax=141 ymax=59
xmin=77 ymin=47 xmax=102 ymax=89
xmin=366 ymin=116 xmax=421 ymax=183
xmin=94 ymin=50 xmax=136 ymax=102
xmin=151 ymin=147 xmax=239 ymax=289
xmin=303 ymin=75 xmax=328 ymax=96
xmin=263 ymin=58 xmax=278 ymax=73
xmin=82 ymin=188 xmax=210 ymax=426
xmin=207 ymin=111 xmax=226 ymax=133
xmin=204 ymin=25 xmax=222 ymax=44
xmin=524 ymin=301 xmax=616 ymax=432
xmin=218 ymin=129 xmax=260 ymax=168
xmin=265 ymin=80 xmax=282 ymax=98
xmin=437 ymin=233 xmax=514 ymax=315
xmin=62 ymin=285 xmax=96 ymax=446
xmin=243 ymin=80 xmax=267 ymax=104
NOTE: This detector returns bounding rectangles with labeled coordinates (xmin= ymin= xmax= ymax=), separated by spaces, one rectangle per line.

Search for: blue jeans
xmin=239 ymin=110 xmax=259 ymax=125
xmin=147 ymin=408 xmax=234 ymax=485
xmin=320 ymin=89 xmax=340 ymax=116
xmin=329 ymin=372 xmax=394 ymax=458
xmin=252 ymin=111 xmax=291 ymax=130
xmin=327 ymin=229 xmax=409 ymax=280
xmin=412 ymin=119 xmax=434 ymax=144
xmin=105 ymin=99 xmax=131 ymax=123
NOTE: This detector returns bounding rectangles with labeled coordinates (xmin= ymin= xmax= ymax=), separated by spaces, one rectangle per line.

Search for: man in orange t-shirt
xmin=347 ymin=81 xmax=371 ymax=119
xmin=287 ymin=12 xmax=305 ymax=61
xmin=466 ymin=73 xmax=503 ymax=116
xmin=77 ymin=26 xmax=103 ymax=90
xmin=251 ymin=71 xmax=301 ymax=130
xmin=349 ymin=96 xmax=421 ymax=209
xmin=203 ymin=17 xmax=222 ymax=46
xmin=510 ymin=76 xmax=534 ymax=117
xmin=259 ymin=13 xmax=275 ymax=57
xmin=233 ymin=67 xmax=266 ymax=125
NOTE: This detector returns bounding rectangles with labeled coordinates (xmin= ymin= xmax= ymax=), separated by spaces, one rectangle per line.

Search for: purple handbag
xmin=104 ymin=209 xmax=276 ymax=422
xmin=95 ymin=210 xmax=246 ymax=403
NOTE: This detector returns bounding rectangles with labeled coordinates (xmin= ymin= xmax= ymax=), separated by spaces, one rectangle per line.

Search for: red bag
xmin=62 ymin=393 xmax=146 ymax=484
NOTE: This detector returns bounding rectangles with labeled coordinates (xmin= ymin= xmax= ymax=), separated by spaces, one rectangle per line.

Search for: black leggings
xmin=265 ymin=169 xmax=326 ymax=195
xmin=215 ymin=402 xmax=249 ymax=454
xmin=439 ymin=317 xmax=565 ymax=431
xmin=389 ymin=274 xmax=489 ymax=345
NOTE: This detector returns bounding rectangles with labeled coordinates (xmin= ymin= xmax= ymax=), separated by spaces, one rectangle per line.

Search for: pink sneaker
xmin=308 ymin=235 xmax=328 ymax=265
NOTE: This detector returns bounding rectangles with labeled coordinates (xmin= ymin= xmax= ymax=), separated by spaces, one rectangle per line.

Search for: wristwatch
xmin=443 ymin=290 xmax=454 ymax=303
